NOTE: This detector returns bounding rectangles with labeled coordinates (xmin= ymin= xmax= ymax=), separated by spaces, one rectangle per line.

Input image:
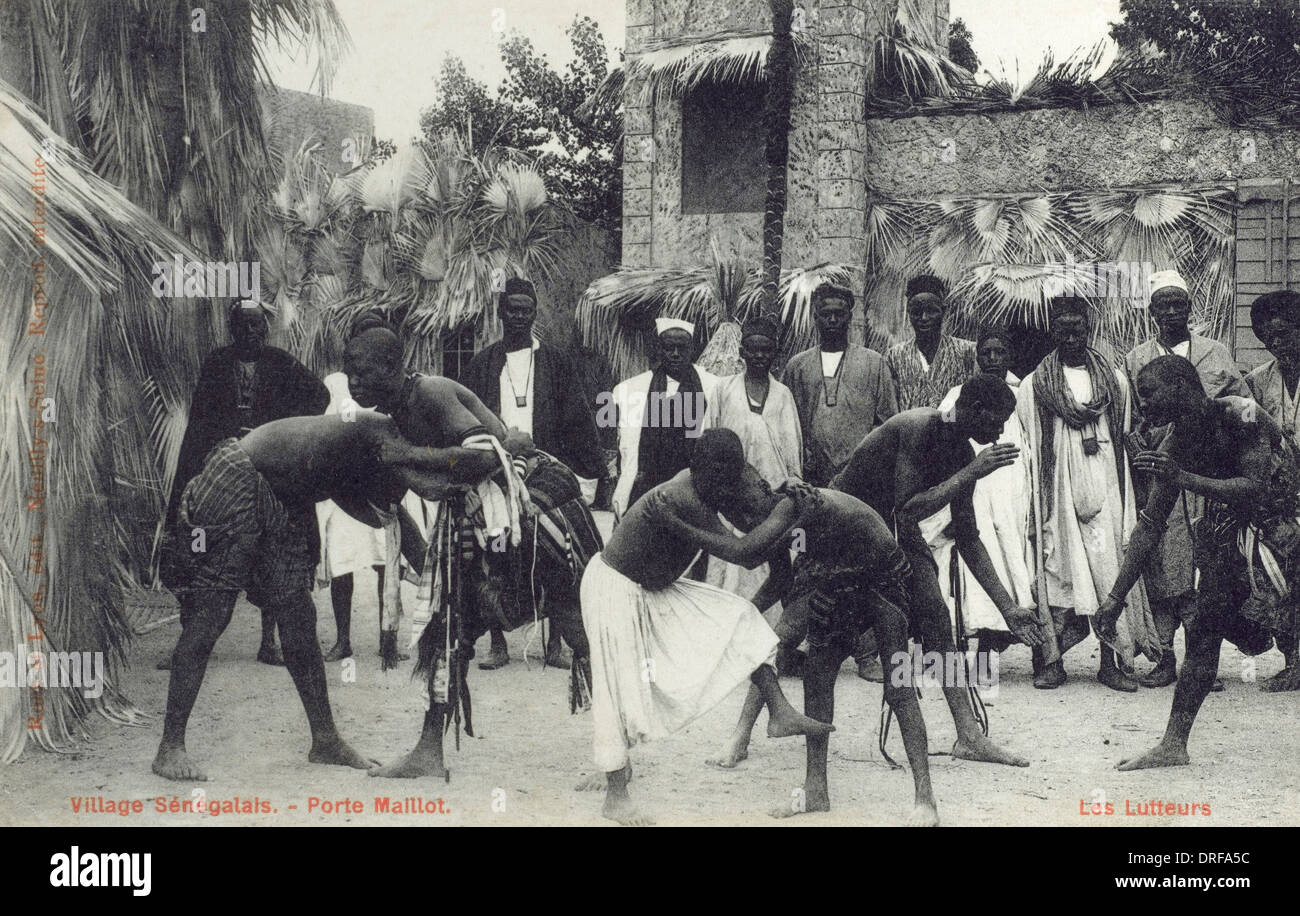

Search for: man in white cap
xmin=609 ymin=317 xmax=719 ymax=528
xmin=1123 ymin=269 xmax=1249 ymax=688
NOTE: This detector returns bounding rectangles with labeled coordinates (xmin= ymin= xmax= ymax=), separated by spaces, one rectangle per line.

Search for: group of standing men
xmin=153 ymin=266 xmax=1300 ymax=825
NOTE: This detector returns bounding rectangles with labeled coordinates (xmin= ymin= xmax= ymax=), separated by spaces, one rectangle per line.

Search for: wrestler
xmin=1096 ymin=356 xmax=1298 ymax=770
xmin=343 ymin=319 xmax=537 ymax=780
xmin=153 ymin=410 xmax=497 ymax=781
xmin=831 ymin=374 xmax=1044 ymax=767
xmin=678 ymin=471 xmax=938 ymax=825
xmin=577 ymin=429 xmax=833 ymax=825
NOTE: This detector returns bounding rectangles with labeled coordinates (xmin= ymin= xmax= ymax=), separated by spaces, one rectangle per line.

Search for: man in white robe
xmin=706 ymin=313 xmax=802 ymax=608
xmin=316 ymin=372 xmax=389 ymax=661
xmin=610 ymin=318 xmax=719 ymax=522
xmin=1017 ymin=296 xmax=1158 ymax=691
xmin=928 ymin=329 xmax=1031 ymax=683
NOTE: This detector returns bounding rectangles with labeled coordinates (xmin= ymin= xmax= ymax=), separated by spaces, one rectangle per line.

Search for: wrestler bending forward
xmin=154 ymin=410 xmax=499 ymax=781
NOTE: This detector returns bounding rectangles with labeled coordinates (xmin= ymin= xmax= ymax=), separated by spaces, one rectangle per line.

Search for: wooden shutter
xmin=1235 ymin=180 xmax=1299 ymax=370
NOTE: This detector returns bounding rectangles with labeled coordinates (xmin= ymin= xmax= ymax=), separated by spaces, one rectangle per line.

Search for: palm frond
xmin=577 ymin=259 xmax=853 ymax=381
xmin=863 ymin=187 xmax=1237 ymax=354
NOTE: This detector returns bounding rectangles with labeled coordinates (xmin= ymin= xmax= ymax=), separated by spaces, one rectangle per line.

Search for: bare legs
xmin=1117 ymin=609 xmax=1223 ymax=770
xmin=153 ymin=589 xmax=374 ymax=781
xmin=325 ymin=566 xmax=386 ymax=662
xmin=773 ymin=597 xmax=937 ymax=825
xmin=910 ymin=562 xmax=1028 ymax=767
xmin=256 ymin=606 xmax=284 ymax=666
xmin=370 ymin=653 xmax=471 ymax=779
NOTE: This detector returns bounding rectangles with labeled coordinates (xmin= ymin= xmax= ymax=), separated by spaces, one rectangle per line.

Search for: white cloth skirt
xmin=580 ymin=553 xmax=778 ymax=771
xmin=315 ymin=500 xmax=386 ymax=584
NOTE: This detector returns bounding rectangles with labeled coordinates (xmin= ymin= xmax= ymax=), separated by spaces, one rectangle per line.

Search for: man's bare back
xmin=240 ymin=411 xmax=478 ymax=512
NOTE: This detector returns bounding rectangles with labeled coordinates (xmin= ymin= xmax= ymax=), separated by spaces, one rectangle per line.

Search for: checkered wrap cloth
xmin=160 ymin=438 xmax=318 ymax=605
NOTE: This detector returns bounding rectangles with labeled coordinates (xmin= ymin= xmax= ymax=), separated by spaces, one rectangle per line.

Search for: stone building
xmin=617 ymin=0 xmax=1300 ymax=370
xmin=258 ymin=85 xmax=376 ymax=174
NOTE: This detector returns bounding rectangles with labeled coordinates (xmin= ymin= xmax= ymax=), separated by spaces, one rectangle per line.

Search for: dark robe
xmin=166 ymin=345 xmax=328 ymax=527
xmin=462 ymin=339 xmax=606 ymax=480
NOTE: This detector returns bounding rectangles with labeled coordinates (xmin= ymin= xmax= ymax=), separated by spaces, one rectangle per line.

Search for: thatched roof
xmin=580 ymin=27 xmax=814 ymax=119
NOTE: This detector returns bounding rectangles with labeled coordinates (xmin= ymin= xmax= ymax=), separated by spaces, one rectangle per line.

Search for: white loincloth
xmin=581 ymin=553 xmax=778 ymax=772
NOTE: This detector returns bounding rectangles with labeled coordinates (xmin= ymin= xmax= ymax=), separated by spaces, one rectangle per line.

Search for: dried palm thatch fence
xmin=869 ymin=39 xmax=1300 ymax=131
xmin=864 ymin=185 xmax=1237 ymax=360
xmin=256 ymin=130 xmax=575 ymax=376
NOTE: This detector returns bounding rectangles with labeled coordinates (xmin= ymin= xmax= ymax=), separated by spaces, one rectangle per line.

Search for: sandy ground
xmin=4 ymin=510 xmax=1300 ymax=827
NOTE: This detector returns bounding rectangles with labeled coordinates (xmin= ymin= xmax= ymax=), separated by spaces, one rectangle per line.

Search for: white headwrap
xmin=1148 ymin=269 xmax=1189 ymax=298
xmin=655 ymin=317 xmax=695 ymax=336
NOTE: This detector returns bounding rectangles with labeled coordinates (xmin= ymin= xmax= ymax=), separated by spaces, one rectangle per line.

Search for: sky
xmin=265 ymin=0 xmax=1126 ymax=144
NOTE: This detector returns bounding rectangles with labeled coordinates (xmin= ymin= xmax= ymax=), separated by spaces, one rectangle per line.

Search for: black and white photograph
xmin=0 ymin=0 xmax=1296 ymax=871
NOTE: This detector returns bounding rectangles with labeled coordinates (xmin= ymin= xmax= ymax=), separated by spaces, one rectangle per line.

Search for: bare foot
xmin=1262 ymin=666 xmax=1300 ymax=693
xmin=152 ymin=745 xmax=209 ymax=781
xmin=308 ymin=737 xmax=379 ymax=770
xmin=323 ymin=642 xmax=353 ymax=662
xmin=575 ymin=764 xmax=629 ymax=792
xmin=257 ymin=644 xmax=285 ymax=666
xmin=952 ymin=735 xmax=1029 ymax=767
xmin=705 ymin=739 xmax=749 ymax=769
xmin=602 ymin=791 xmax=654 ymax=826
xmin=767 ymin=709 xmax=834 ymax=739
xmin=368 ymin=746 xmax=446 ymax=779
xmin=907 ymin=801 xmax=940 ymax=827
xmin=770 ymin=783 xmax=829 ymax=818
xmin=1033 ymin=660 xmax=1066 ymax=689
xmin=1116 ymin=741 xmax=1190 ymax=771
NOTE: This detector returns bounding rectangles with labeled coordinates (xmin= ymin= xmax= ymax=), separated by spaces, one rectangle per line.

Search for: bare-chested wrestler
xmin=1096 ymin=356 xmax=1298 ymax=771
xmin=342 ymin=318 xmax=536 ymax=780
xmin=154 ymin=409 xmax=499 ymax=781
xmin=829 ymin=373 xmax=1045 ymax=767
xmin=674 ymin=469 xmax=939 ymax=824
xmin=577 ymin=429 xmax=834 ymax=825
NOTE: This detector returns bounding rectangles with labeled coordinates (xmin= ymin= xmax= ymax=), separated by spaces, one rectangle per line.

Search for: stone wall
xmin=622 ymin=0 xmax=898 ymax=339
xmin=258 ymin=85 xmax=375 ymax=175
xmin=864 ymin=99 xmax=1300 ymax=197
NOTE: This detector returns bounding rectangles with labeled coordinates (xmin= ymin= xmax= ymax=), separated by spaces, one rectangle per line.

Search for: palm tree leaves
xmin=577 ymin=257 xmax=853 ymax=381
xmin=864 ymin=186 xmax=1237 ymax=354
xmin=255 ymin=130 xmax=571 ymax=377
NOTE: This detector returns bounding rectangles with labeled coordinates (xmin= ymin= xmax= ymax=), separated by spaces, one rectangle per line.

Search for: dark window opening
xmin=681 ymin=81 xmax=767 ymax=215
